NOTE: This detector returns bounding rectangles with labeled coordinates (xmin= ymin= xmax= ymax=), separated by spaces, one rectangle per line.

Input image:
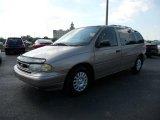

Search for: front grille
xmin=146 ymin=45 xmax=157 ymax=49
xmin=17 ymin=60 xmax=31 ymax=73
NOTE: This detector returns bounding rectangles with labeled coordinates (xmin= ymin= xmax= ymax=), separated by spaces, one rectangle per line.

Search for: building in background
xmin=53 ymin=29 xmax=69 ymax=39
xmin=70 ymin=22 xmax=75 ymax=30
xmin=53 ymin=22 xmax=75 ymax=39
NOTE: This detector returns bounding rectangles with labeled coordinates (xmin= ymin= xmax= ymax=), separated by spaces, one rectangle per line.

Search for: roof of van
xmin=77 ymin=25 xmax=138 ymax=33
xmin=83 ymin=25 xmax=133 ymax=29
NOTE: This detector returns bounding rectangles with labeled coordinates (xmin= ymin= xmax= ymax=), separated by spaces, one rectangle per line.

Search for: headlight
xmin=41 ymin=64 xmax=53 ymax=72
xmin=29 ymin=64 xmax=53 ymax=72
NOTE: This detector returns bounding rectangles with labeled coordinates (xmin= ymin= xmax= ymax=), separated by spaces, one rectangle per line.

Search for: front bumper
xmin=14 ymin=65 xmax=66 ymax=90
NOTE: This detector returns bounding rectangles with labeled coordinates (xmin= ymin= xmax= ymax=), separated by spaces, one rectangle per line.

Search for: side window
xmin=118 ymin=32 xmax=128 ymax=46
xmin=97 ymin=27 xmax=118 ymax=47
xmin=118 ymin=31 xmax=137 ymax=45
xmin=126 ymin=32 xmax=136 ymax=45
xmin=135 ymin=32 xmax=144 ymax=43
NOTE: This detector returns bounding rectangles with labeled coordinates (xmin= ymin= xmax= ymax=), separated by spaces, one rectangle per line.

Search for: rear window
xmin=7 ymin=38 xmax=23 ymax=44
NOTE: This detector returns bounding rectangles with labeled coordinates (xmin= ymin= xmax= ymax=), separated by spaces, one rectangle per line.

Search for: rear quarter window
xmin=134 ymin=32 xmax=144 ymax=43
xmin=118 ymin=30 xmax=144 ymax=45
xmin=126 ymin=32 xmax=137 ymax=45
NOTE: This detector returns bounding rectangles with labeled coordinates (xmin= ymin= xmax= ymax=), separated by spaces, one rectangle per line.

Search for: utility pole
xmin=106 ymin=0 xmax=109 ymax=25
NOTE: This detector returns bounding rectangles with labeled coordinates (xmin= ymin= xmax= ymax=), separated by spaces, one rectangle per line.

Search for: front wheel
xmin=132 ymin=57 xmax=143 ymax=73
xmin=64 ymin=67 xmax=91 ymax=96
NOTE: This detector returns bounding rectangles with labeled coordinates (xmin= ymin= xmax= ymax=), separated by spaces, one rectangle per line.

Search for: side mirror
xmin=96 ymin=40 xmax=111 ymax=48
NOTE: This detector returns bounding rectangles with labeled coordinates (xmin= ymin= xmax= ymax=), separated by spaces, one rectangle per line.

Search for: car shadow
xmin=20 ymin=70 xmax=140 ymax=102
xmin=17 ymin=68 xmax=157 ymax=119
xmin=146 ymin=56 xmax=160 ymax=59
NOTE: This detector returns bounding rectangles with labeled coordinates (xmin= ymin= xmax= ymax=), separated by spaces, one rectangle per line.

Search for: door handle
xmin=116 ymin=50 xmax=121 ymax=53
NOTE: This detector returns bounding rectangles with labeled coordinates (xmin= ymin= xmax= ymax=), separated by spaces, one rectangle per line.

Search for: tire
xmin=5 ymin=50 xmax=9 ymax=55
xmin=64 ymin=67 xmax=91 ymax=96
xmin=21 ymin=49 xmax=25 ymax=54
xmin=146 ymin=54 xmax=151 ymax=58
xmin=132 ymin=57 xmax=143 ymax=73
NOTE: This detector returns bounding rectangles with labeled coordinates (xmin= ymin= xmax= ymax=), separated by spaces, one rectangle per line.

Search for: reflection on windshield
xmin=52 ymin=43 xmax=68 ymax=46
xmin=53 ymin=26 xmax=100 ymax=46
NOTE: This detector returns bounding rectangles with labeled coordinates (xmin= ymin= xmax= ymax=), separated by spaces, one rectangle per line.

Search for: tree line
xmin=0 ymin=35 xmax=58 ymax=44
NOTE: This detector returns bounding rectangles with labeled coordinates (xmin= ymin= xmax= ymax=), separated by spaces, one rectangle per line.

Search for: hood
xmin=23 ymin=45 xmax=90 ymax=63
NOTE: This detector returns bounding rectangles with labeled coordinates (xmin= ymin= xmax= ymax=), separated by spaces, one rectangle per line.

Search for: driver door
xmin=94 ymin=27 xmax=122 ymax=79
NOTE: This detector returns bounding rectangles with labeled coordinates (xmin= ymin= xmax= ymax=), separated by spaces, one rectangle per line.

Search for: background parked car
xmin=24 ymin=40 xmax=32 ymax=47
xmin=145 ymin=41 xmax=158 ymax=58
xmin=0 ymin=41 xmax=3 ymax=50
xmin=4 ymin=37 xmax=25 ymax=55
xmin=152 ymin=40 xmax=160 ymax=55
xmin=33 ymin=39 xmax=53 ymax=48
xmin=0 ymin=49 xmax=2 ymax=64
xmin=0 ymin=41 xmax=3 ymax=46
xmin=158 ymin=44 xmax=160 ymax=55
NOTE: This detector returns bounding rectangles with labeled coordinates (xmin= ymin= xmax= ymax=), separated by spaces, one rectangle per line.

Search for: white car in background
xmin=157 ymin=45 xmax=160 ymax=55
xmin=153 ymin=40 xmax=160 ymax=55
xmin=0 ymin=49 xmax=2 ymax=64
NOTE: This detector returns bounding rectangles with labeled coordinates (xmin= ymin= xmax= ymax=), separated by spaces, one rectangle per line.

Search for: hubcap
xmin=73 ymin=72 xmax=88 ymax=92
xmin=136 ymin=59 xmax=142 ymax=71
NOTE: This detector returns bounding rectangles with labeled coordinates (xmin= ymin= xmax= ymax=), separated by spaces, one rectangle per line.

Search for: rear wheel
xmin=146 ymin=54 xmax=151 ymax=58
xmin=64 ymin=67 xmax=91 ymax=96
xmin=132 ymin=57 xmax=143 ymax=73
xmin=21 ymin=48 xmax=25 ymax=54
xmin=5 ymin=50 xmax=9 ymax=55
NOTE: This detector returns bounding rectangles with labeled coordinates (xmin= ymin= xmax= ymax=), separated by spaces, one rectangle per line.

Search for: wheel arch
xmin=64 ymin=62 xmax=95 ymax=85
xmin=138 ymin=53 xmax=145 ymax=63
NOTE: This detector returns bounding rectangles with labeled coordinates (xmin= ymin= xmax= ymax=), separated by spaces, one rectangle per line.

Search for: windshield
xmin=53 ymin=26 xmax=101 ymax=46
xmin=36 ymin=39 xmax=53 ymax=44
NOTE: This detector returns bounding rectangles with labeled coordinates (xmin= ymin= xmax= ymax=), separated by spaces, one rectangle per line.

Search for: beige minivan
xmin=14 ymin=25 xmax=146 ymax=95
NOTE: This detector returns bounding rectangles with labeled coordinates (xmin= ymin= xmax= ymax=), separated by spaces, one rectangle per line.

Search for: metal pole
xmin=106 ymin=0 xmax=109 ymax=25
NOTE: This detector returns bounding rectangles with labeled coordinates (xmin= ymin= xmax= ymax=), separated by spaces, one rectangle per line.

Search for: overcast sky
xmin=0 ymin=0 xmax=159 ymax=40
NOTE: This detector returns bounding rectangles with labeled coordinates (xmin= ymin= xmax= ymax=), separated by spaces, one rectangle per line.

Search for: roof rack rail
xmin=109 ymin=25 xmax=137 ymax=32
xmin=110 ymin=25 xmax=132 ymax=29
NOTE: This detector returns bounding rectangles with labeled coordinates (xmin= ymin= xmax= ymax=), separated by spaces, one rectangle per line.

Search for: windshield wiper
xmin=52 ymin=43 xmax=68 ymax=46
